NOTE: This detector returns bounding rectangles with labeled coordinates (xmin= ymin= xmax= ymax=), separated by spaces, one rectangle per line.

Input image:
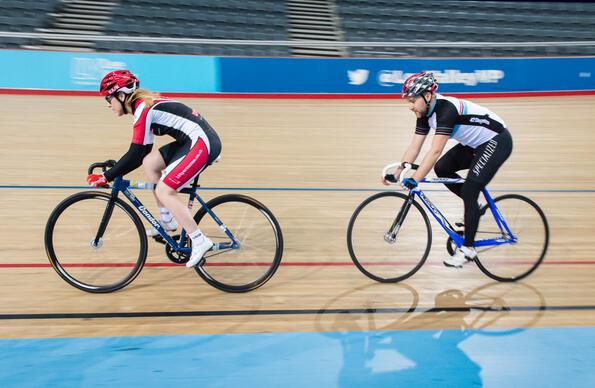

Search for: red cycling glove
xmin=86 ymin=173 xmax=108 ymax=188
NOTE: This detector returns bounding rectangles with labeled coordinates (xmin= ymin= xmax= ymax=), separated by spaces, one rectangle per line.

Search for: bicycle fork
xmin=91 ymin=192 xmax=118 ymax=249
xmin=385 ymin=192 xmax=415 ymax=244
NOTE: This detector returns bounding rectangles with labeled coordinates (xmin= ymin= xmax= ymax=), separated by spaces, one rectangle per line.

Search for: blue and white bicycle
xmin=347 ymin=162 xmax=549 ymax=283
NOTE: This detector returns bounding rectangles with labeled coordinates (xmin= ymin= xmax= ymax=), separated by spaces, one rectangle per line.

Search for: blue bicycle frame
xmin=109 ymin=176 xmax=240 ymax=254
xmin=412 ymin=177 xmax=517 ymax=249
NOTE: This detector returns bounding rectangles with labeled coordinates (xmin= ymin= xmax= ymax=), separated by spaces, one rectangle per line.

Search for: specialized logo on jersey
xmin=470 ymin=117 xmax=490 ymax=126
xmin=347 ymin=69 xmax=369 ymax=85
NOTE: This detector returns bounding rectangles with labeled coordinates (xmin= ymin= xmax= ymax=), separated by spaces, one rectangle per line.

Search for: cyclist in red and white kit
xmin=383 ymin=71 xmax=513 ymax=268
xmin=86 ymin=70 xmax=221 ymax=267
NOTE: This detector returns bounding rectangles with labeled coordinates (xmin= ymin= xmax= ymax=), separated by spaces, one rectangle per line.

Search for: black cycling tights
xmin=434 ymin=129 xmax=513 ymax=246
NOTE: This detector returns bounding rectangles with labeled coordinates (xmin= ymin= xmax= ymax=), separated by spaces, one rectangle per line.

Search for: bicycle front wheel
xmin=474 ymin=194 xmax=549 ymax=282
xmin=193 ymin=194 xmax=283 ymax=292
xmin=44 ymin=191 xmax=148 ymax=293
xmin=347 ymin=192 xmax=432 ymax=283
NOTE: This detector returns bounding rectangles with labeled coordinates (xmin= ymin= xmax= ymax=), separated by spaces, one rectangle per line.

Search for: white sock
xmin=189 ymin=229 xmax=205 ymax=243
xmin=159 ymin=207 xmax=173 ymax=223
xmin=460 ymin=246 xmax=476 ymax=258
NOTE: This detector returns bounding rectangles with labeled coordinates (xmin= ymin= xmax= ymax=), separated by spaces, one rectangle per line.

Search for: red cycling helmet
xmin=401 ymin=71 xmax=438 ymax=98
xmin=99 ymin=70 xmax=139 ymax=96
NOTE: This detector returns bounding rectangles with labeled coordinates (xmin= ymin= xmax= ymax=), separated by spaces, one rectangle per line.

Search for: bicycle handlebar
xmin=382 ymin=162 xmax=419 ymax=184
xmin=87 ymin=160 xmax=117 ymax=175
xmin=86 ymin=160 xmax=159 ymax=190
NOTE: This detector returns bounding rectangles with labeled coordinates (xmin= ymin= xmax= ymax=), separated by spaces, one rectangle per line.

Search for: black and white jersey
xmin=415 ymin=94 xmax=508 ymax=149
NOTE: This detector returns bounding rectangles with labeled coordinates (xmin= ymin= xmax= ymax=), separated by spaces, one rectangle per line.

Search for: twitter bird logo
xmin=347 ymin=69 xmax=369 ymax=85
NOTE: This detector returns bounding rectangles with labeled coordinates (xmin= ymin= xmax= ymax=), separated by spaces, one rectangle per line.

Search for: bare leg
xmin=143 ymin=150 xmax=167 ymax=208
xmin=157 ymin=182 xmax=213 ymax=268
xmin=154 ymin=182 xmax=198 ymax=235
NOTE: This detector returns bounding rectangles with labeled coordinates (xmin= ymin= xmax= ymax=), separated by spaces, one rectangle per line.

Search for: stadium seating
xmin=0 ymin=0 xmax=593 ymax=57
xmin=0 ymin=0 xmax=58 ymax=48
xmin=100 ymin=0 xmax=289 ymax=56
xmin=337 ymin=0 xmax=595 ymax=57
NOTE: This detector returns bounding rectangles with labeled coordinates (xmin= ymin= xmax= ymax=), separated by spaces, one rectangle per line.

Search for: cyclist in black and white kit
xmin=382 ymin=71 xmax=513 ymax=268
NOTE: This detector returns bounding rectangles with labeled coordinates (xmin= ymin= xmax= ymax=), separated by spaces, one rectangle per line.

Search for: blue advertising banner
xmin=0 ymin=50 xmax=594 ymax=95
xmin=219 ymin=57 xmax=595 ymax=94
xmin=0 ymin=50 xmax=218 ymax=92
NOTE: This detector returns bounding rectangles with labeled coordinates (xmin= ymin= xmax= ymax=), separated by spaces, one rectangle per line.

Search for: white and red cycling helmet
xmin=99 ymin=70 xmax=139 ymax=96
xmin=401 ymin=71 xmax=438 ymax=98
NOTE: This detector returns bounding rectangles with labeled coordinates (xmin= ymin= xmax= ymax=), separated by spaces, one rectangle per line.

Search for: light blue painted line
xmin=1 ymin=185 xmax=595 ymax=193
xmin=0 ymin=326 xmax=594 ymax=387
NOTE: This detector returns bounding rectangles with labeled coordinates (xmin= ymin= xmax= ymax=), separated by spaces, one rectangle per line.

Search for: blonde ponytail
xmin=127 ymin=88 xmax=161 ymax=108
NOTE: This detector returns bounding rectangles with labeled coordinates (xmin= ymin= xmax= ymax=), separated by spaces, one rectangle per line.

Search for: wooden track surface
xmin=1 ymin=95 xmax=594 ymax=338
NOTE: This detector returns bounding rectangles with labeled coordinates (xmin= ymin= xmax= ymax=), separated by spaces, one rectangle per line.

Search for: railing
xmin=1 ymin=31 xmax=595 ymax=49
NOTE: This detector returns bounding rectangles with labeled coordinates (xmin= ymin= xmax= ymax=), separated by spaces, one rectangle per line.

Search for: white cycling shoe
xmin=444 ymin=246 xmax=477 ymax=268
xmin=186 ymin=235 xmax=214 ymax=268
xmin=146 ymin=218 xmax=178 ymax=237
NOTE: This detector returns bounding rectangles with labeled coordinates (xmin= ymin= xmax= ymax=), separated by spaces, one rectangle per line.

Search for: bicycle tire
xmin=474 ymin=194 xmax=549 ymax=282
xmin=44 ymin=191 xmax=148 ymax=293
xmin=193 ymin=194 xmax=283 ymax=292
xmin=347 ymin=192 xmax=432 ymax=283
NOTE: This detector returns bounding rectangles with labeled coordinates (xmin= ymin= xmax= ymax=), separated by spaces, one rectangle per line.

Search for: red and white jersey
xmin=131 ymin=99 xmax=215 ymax=152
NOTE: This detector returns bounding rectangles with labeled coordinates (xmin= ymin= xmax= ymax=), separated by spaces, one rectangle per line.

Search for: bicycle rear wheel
xmin=193 ymin=194 xmax=283 ymax=292
xmin=474 ymin=194 xmax=549 ymax=282
xmin=347 ymin=192 xmax=432 ymax=283
xmin=44 ymin=191 xmax=147 ymax=293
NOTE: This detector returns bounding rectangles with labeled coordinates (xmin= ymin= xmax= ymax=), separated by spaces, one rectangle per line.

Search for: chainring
xmin=164 ymin=234 xmax=190 ymax=264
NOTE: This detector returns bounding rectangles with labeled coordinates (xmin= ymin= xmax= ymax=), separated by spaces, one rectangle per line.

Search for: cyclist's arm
xmin=382 ymin=133 xmax=427 ymax=185
xmin=402 ymin=114 xmax=432 ymax=161
xmin=410 ymin=100 xmax=458 ymax=181
xmin=411 ymin=134 xmax=449 ymax=182
xmin=103 ymin=143 xmax=153 ymax=181
xmin=400 ymin=133 xmax=427 ymax=165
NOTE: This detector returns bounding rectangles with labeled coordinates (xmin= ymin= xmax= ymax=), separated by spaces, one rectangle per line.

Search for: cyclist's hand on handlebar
xmin=401 ymin=177 xmax=418 ymax=191
xmin=382 ymin=174 xmax=398 ymax=185
xmin=381 ymin=167 xmax=403 ymax=186
xmin=87 ymin=173 xmax=108 ymax=188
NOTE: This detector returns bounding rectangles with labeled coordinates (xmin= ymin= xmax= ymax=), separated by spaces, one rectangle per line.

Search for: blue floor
xmin=0 ymin=326 xmax=594 ymax=387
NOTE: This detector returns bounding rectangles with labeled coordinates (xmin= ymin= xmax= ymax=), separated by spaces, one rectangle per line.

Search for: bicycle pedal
xmin=152 ymin=235 xmax=166 ymax=245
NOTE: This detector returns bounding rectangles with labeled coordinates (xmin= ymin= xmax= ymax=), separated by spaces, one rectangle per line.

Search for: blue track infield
xmin=0 ymin=326 xmax=594 ymax=387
